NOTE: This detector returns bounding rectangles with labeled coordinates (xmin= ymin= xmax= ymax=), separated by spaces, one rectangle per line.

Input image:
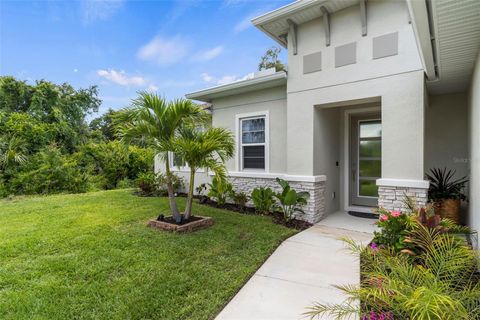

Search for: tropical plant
xmin=195 ymin=183 xmax=208 ymax=204
xmin=117 ymin=92 xmax=208 ymax=222
xmin=306 ymin=213 xmax=480 ymax=320
xmin=135 ymin=172 xmax=158 ymax=196
xmin=229 ymin=190 xmax=249 ymax=211
xmin=0 ymin=136 xmax=28 ymax=169
xmin=251 ymin=187 xmax=275 ymax=214
xmin=426 ymin=167 xmax=468 ymax=201
xmin=273 ymin=178 xmax=309 ymax=222
xmin=195 ymin=183 xmax=207 ymax=197
xmin=373 ymin=205 xmax=469 ymax=253
xmin=172 ymin=126 xmax=234 ymax=220
xmin=373 ymin=208 xmax=413 ymax=251
xmin=208 ymin=176 xmax=233 ymax=206
xmin=156 ymin=172 xmax=184 ymax=194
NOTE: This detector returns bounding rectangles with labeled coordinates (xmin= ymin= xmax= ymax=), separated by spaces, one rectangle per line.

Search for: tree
xmin=0 ymin=76 xmax=101 ymax=153
xmin=117 ymin=92 xmax=208 ymax=222
xmin=258 ymin=46 xmax=285 ymax=72
xmin=172 ymin=126 xmax=234 ymax=220
xmin=89 ymin=108 xmax=121 ymax=141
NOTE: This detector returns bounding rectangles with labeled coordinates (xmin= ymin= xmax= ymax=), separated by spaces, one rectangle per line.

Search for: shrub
xmin=10 ymin=146 xmax=89 ymax=195
xmin=273 ymin=178 xmax=309 ymax=222
xmin=135 ymin=172 xmax=185 ymax=196
xmin=157 ymin=172 xmax=185 ymax=194
xmin=75 ymin=141 xmax=155 ymax=190
xmin=229 ymin=190 xmax=249 ymax=211
xmin=116 ymin=178 xmax=133 ymax=189
xmin=373 ymin=208 xmax=412 ymax=251
xmin=373 ymin=205 xmax=469 ymax=253
xmin=251 ymin=187 xmax=275 ymax=214
xmin=208 ymin=176 xmax=232 ymax=206
xmin=135 ymin=172 xmax=158 ymax=196
xmin=307 ymin=209 xmax=479 ymax=320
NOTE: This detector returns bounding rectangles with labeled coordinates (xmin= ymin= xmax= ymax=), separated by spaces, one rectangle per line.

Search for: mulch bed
xmin=198 ymin=197 xmax=312 ymax=231
xmin=135 ymin=191 xmax=312 ymax=231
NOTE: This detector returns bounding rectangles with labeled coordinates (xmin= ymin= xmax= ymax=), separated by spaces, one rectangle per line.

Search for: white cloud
xmin=192 ymin=46 xmax=224 ymax=62
xmin=81 ymin=0 xmax=124 ymax=24
xmin=202 ymin=72 xmax=254 ymax=85
xmin=147 ymin=84 xmax=159 ymax=92
xmin=137 ymin=36 xmax=189 ymax=66
xmin=234 ymin=16 xmax=253 ymax=33
xmin=201 ymin=73 xmax=214 ymax=83
xmin=217 ymin=75 xmax=238 ymax=85
xmin=97 ymin=69 xmax=146 ymax=86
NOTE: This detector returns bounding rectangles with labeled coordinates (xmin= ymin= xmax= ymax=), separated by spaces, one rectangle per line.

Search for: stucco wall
xmin=468 ymin=54 xmax=480 ymax=232
xmin=287 ymin=0 xmax=422 ymax=93
xmin=313 ymin=107 xmax=341 ymax=215
xmin=211 ymin=85 xmax=287 ymax=173
xmin=425 ymin=93 xmax=469 ymax=179
xmin=287 ymin=70 xmax=426 ymax=181
xmin=154 ymin=155 xmax=211 ymax=194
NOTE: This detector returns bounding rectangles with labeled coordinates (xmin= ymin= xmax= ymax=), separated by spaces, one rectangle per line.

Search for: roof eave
xmin=186 ymin=72 xmax=287 ymax=102
xmin=406 ymin=0 xmax=436 ymax=81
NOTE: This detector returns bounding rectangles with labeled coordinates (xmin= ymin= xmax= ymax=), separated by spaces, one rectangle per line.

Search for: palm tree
xmin=172 ymin=126 xmax=234 ymax=220
xmin=118 ymin=92 xmax=208 ymax=222
xmin=0 ymin=136 xmax=28 ymax=169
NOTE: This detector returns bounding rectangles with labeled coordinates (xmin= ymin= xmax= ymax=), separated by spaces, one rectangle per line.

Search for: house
xmin=155 ymin=0 xmax=480 ymax=230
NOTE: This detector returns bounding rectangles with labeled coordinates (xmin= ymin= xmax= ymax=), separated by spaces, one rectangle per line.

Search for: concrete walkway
xmin=216 ymin=212 xmax=376 ymax=320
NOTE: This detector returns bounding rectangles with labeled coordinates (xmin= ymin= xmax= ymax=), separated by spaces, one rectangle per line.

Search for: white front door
xmin=349 ymin=114 xmax=382 ymax=207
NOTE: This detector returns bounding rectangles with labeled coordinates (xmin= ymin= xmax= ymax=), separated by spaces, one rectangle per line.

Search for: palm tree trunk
xmin=165 ymin=156 xmax=181 ymax=222
xmin=184 ymin=168 xmax=196 ymax=221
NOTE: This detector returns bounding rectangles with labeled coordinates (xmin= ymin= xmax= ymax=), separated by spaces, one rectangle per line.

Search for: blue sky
xmin=0 ymin=0 xmax=289 ymax=116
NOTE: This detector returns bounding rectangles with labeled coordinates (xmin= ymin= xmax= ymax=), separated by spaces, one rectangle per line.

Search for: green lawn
xmin=0 ymin=189 xmax=296 ymax=320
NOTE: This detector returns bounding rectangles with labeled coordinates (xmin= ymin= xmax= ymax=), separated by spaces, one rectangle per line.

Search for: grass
xmin=0 ymin=189 xmax=296 ymax=320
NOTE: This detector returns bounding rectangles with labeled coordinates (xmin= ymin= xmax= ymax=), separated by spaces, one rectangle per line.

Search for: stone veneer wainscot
xmin=376 ymin=179 xmax=429 ymax=211
xmin=228 ymin=174 xmax=326 ymax=223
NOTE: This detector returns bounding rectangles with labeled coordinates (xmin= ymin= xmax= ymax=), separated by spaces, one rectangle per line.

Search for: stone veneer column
xmin=229 ymin=175 xmax=326 ymax=223
xmin=376 ymin=179 xmax=429 ymax=211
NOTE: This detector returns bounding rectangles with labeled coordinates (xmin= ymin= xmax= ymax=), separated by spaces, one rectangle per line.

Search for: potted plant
xmin=425 ymin=167 xmax=468 ymax=224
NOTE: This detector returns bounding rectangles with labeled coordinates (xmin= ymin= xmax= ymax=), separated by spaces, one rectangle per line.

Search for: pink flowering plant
xmin=373 ymin=208 xmax=413 ymax=252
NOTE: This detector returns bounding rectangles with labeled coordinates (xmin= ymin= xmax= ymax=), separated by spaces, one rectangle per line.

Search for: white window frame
xmin=235 ymin=111 xmax=269 ymax=172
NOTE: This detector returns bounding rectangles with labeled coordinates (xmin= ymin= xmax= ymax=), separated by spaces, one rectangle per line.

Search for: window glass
xmin=359 ymin=160 xmax=381 ymax=178
xmin=360 ymin=121 xmax=381 ymax=138
xmin=360 ymin=140 xmax=381 ymax=157
xmin=359 ymin=180 xmax=379 ymax=197
xmin=173 ymin=153 xmax=185 ymax=168
xmin=241 ymin=117 xmax=266 ymax=170
xmin=241 ymin=118 xmax=265 ymax=144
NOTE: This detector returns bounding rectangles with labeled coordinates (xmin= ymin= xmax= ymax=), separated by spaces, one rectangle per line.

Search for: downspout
xmin=425 ymin=0 xmax=440 ymax=82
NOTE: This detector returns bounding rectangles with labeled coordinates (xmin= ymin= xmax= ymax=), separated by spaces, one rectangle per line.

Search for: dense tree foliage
xmin=0 ymin=76 xmax=154 ymax=197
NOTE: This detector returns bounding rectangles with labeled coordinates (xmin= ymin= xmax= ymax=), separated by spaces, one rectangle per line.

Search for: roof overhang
xmin=186 ymin=71 xmax=287 ymax=102
xmin=408 ymin=0 xmax=480 ymax=94
xmin=406 ymin=0 xmax=436 ymax=81
xmin=252 ymin=0 xmax=359 ymax=48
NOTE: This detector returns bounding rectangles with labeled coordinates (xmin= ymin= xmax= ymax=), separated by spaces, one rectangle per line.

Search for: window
xmin=240 ymin=116 xmax=266 ymax=170
xmin=172 ymin=153 xmax=186 ymax=168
